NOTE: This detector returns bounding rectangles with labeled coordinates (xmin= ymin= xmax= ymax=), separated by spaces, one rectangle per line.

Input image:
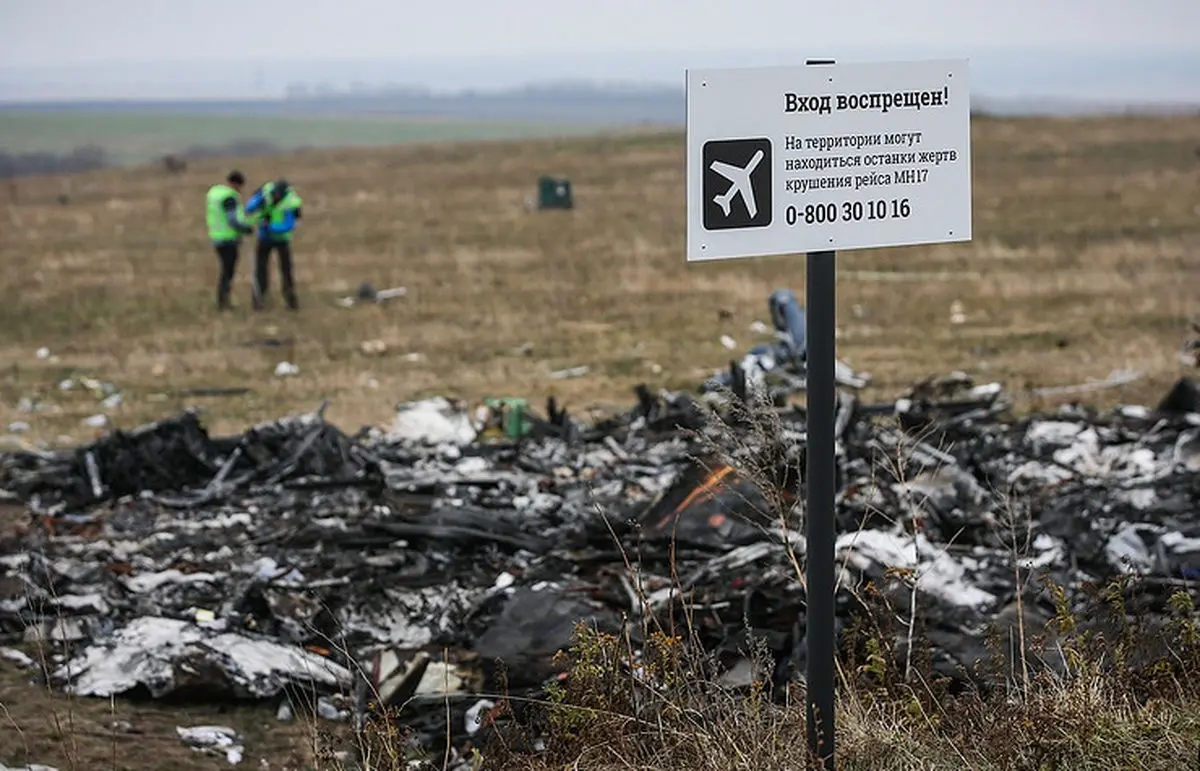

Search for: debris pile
xmin=2 ymin=375 xmax=1199 ymax=761
xmin=703 ymin=287 xmax=871 ymax=400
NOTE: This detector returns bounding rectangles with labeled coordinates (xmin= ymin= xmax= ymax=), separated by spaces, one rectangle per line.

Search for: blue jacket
xmin=245 ymin=186 xmax=301 ymax=241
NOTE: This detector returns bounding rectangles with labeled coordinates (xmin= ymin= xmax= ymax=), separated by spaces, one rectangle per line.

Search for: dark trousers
xmin=213 ymin=241 xmax=240 ymax=310
xmin=252 ymin=238 xmax=298 ymax=310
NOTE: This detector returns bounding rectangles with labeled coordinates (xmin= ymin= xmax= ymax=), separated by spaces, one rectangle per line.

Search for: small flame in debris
xmin=655 ymin=465 xmax=735 ymax=532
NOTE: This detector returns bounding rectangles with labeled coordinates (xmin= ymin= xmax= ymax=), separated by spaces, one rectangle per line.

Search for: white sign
xmin=685 ymin=59 xmax=973 ymax=262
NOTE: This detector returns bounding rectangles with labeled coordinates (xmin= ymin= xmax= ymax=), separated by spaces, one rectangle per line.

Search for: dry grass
xmin=2 ymin=115 xmax=1198 ymax=448
xmin=491 ymin=607 xmax=1200 ymax=771
xmin=1 ymin=115 xmax=1200 ymax=769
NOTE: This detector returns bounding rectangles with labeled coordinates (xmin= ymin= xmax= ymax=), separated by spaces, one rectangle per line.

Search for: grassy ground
xmin=1 ymin=114 xmax=1197 ymax=449
xmin=1 ymin=115 xmax=1199 ymax=768
xmin=0 ymin=669 xmax=321 ymax=770
xmin=0 ymin=110 xmax=603 ymax=165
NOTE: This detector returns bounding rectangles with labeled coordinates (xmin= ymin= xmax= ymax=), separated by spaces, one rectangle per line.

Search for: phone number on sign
xmin=785 ymin=198 xmax=911 ymax=226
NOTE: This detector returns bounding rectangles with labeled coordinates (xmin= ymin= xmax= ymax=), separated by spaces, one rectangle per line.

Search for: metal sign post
xmin=805 ymin=248 xmax=837 ymax=770
xmin=683 ymin=54 xmax=973 ymax=771
xmin=802 ymin=55 xmax=838 ymax=771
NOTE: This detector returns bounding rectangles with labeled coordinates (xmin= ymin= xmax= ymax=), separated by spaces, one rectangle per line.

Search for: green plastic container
xmin=537 ymin=176 xmax=573 ymax=210
xmin=483 ymin=397 xmax=531 ymax=439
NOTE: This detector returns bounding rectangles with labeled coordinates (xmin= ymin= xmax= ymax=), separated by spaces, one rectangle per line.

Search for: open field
xmin=1 ymin=114 xmax=1198 ymax=449
xmin=0 ymin=109 xmax=605 ymax=165
xmin=1 ymin=114 xmax=1200 ymax=769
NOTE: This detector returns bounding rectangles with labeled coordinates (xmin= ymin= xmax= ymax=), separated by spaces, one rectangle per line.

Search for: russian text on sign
xmin=685 ymin=58 xmax=973 ymax=261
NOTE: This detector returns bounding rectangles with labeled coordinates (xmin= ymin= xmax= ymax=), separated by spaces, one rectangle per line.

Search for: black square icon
xmin=702 ymin=137 xmax=773 ymax=231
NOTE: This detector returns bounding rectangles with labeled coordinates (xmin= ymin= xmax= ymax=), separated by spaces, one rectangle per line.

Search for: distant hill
xmin=0 ymin=83 xmax=683 ymax=126
xmin=281 ymin=81 xmax=684 ymax=124
xmin=3 ymin=76 xmax=1197 ymax=178
xmin=3 ymin=80 xmax=1197 ymax=128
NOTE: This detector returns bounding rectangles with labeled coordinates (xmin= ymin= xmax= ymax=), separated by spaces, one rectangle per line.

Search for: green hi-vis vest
xmin=205 ymin=183 xmax=245 ymax=241
xmin=257 ymin=182 xmax=303 ymax=242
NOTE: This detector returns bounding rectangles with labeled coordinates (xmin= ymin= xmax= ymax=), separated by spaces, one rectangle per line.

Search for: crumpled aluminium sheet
xmin=1 ymin=377 xmax=1199 ymax=753
xmin=51 ymin=616 xmax=352 ymax=699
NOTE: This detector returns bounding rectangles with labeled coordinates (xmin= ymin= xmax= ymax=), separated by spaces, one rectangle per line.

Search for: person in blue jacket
xmin=245 ymin=178 xmax=303 ymax=310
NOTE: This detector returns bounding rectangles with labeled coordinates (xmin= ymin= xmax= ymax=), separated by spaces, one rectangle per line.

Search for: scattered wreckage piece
xmin=176 ymin=725 xmax=245 ymax=765
xmin=0 ymin=403 xmax=381 ymax=513
xmin=0 ymin=409 xmax=218 ymax=511
xmin=1 ymin=373 xmax=1199 ymax=762
xmin=702 ymin=287 xmax=871 ymax=402
xmin=50 ymin=616 xmax=352 ymax=700
xmin=336 ymin=282 xmax=409 ymax=308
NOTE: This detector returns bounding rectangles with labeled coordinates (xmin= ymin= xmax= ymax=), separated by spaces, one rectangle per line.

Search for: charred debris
xmin=2 ymin=362 xmax=1200 ymax=760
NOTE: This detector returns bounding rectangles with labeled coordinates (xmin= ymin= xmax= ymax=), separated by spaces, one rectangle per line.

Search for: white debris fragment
xmin=274 ymin=361 xmax=299 ymax=377
xmin=1104 ymin=523 xmax=1158 ymax=574
xmin=1016 ymin=534 xmax=1067 ymax=571
xmin=0 ymin=647 xmax=36 ymax=669
xmin=176 ymin=725 xmax=244 ymax=765
xmin=548 ymin=365 xmax=590 ymax=380
xmin=79 ymin=377 xmax=111 ymax=394
xmin=336 ymin=284 xmax=408 ymax=307
xmin=950 ymin=299 xmax=966 ymax=325
xmin=1117 ymin=487 xmax=1158 ymax=511
xmin=50 ymin=593 xmax=110 ymax=614
xmin=359 ymin=339 xmax=388 ymax=356
xmin=249 ymin=556 xmax=306 ymax=586
xmin=387 ymin=397 xmax=477 ymax=445
xmin=966 ymin=382 xmax=1004 ymax=400
xmin=749 ymin=320 xmax=770 ymax=334
xmin=317 ymin=696 xmax=344 ymax=721
xmin=83 ymin=414 xmax=108 ymax=428
xmin=36 ymin=347 xmax=50 ymax=359
xmin=54 ymin=616 xmax=352 ymax=699
xmin=720 ymin=334 xmax=737 ymax=350
xmin=23 ymin=618 xmax=88 ymax=645
xmin=416 ymin=661 xmax=468 ymax=696
xmin=1158 ymin=531 xmax=1200 ymax=563
xmin=121 ymin=569 xmax=220 ymax=594
xmin=455 ymin=456 xmax=490 ymax=475
xmin=465 ymin=699 xmax=497 ymax=735
xmin=1017 ymin=419 xmax=1165 ymax=486
xmin=836 ymin=530 xmax=999 ymax=611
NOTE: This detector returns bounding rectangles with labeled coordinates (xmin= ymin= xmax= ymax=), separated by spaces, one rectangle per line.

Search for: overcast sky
xmin=2 ymin=0 xmax=1198 ymax=66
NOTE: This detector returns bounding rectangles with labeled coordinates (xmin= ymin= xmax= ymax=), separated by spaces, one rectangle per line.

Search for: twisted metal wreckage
xmin=2 ymin=293 xmax=1199 ymax=763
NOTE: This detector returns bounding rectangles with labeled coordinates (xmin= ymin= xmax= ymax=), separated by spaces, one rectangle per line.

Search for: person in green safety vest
xmin=244 ymin=177 xmax=303 ymax=311
xmin=204 ymin=170 xmax=254 ymax=311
